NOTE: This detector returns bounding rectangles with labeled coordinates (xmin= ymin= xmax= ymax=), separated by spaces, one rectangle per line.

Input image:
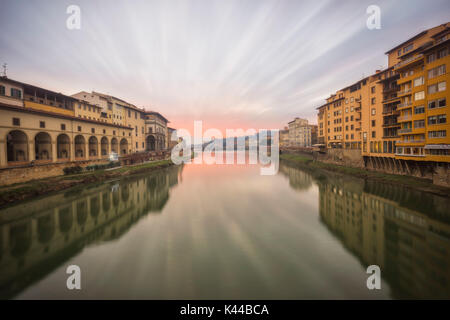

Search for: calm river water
xmin=0 ymin=157 xmax=449 ymax=299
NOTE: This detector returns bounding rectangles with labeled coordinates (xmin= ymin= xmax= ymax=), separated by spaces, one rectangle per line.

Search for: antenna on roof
xmin=2 ymin=63 xmax=7 ymax=77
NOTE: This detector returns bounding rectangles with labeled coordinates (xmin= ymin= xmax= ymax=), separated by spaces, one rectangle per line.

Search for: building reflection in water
xmin=0 ymin=165 xmax=183 ymax=299
xmin=280 ymin=162 xmax=450 ymax=299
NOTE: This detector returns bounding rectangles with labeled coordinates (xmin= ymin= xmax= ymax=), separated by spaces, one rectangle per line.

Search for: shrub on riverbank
xmin=63 ymin=166 xmax=83 ymax=175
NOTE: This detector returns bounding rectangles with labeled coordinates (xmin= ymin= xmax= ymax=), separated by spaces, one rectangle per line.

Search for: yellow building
xmin=317 ymin=23 xmax=450 ymax=174
xmin=0 ymin=77 xmax=171 ymax=170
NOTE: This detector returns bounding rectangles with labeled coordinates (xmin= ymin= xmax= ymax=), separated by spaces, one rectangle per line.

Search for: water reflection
xmin=0 ymin=165 xmax=183 ymax=299
xmin=280 ymin=162 xmax=450 ymax=299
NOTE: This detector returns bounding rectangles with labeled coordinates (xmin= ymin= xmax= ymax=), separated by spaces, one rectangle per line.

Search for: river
xmin=0 ymin=156 xmax=449 ymax=299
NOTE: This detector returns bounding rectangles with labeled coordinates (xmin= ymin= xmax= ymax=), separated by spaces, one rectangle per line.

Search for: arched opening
xmin=76 ymin=200 xmax=88 ymax=226
xmin=112 ymin=190 xmax=120 ymax=207
xmin=7 ymin=130 xmax=28 ymax=162
xmin=111 ymin=138 xmax=118 ymax=153
xmin=9 ymin=222 xmax=32 ymax=258
xmin=90 ymin=196 xmax=100 ymax=218
xmin=89 ymin=136 xmax=98 ymax=158
xmin=102 ymin=192 xmax=110 ymax=212
xmin=37 ymin=213 xmax=55 ymax=244
xmin=120 ymin=138 xmax=128 ymax=155
xmin=74 ymin=135 xmax=86 ymax=159
xmin=121 ymin=184 xmax=130 ymax=202
xmin=146 ymin=135 xmax=155 ymax=151
xmin=59 ymin=206 xmax=73 ymax=233
xmin=57 ymin=134 xmax=70 ymax=160
xmin=35 ymin=132 xmax=52 ymax=160
xmin=101 ymin=137 xmax=108 ymax=156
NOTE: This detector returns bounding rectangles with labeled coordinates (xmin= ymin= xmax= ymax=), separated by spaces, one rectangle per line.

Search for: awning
xmin=424 ymin=144 xmax=450 ymax=150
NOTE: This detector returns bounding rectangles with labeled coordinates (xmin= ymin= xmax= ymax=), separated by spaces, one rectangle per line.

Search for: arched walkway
xmin=74 ymin=135 xmax=86 ymax=159
xmin=6 ymin=130 xmax=28 ymax=162
xmin=57 ymin=134 xmax=70 ymax=159
xmin=89 ymin=136 xmax=98 ymax=158
xmin=111 ymin=137 xmax=118 ymax=154
xmin=146 ymin=135 xmax=155 ymax=151
xmin=120 ymin=138 xmax=128 ymax=155
xmin=35 ymin=132 xmax=52 ymax=160
xmin=101 ymin=137 xmax=108 ymax=156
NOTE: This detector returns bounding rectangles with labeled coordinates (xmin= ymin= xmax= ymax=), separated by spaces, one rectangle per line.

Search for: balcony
xmin=397 ymin=88 xmax=412 ymax=96
xmin=398 ymin=102 xmax=412 ymax=109
xmin=396 ymin=139 xmax=425 ymax=144
xmin=394 ymin=53 xmax=424 ymax=70
xmin=397 ymin=114 xmax=412 ymax=122
xmin=398 ymin=128 xmax=412 ymax=134
xmin=382 ymin=122 xmax=400 ymax=127
xmin=383 ymin=86 xmax=400 ymax=93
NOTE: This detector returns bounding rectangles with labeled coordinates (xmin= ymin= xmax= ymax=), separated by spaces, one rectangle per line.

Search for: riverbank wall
xmin=280 ymin=148 xmax=450 ymax=192
xmin=0 ymin=150 xmax=171 ymax=187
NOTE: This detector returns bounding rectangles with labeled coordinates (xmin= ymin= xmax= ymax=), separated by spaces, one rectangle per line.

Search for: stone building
xmin=0 ymin=77 xmax=171 ymax=172
xmin=287 ymin=117 xmax=315 ymax=147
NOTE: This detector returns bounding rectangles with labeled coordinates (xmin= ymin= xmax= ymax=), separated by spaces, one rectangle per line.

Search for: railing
xmin=395 ymin=153 xmax=425 ymax=157
xmin=395 ymin=54 xmax=423 ymax=69
xmin=398 ymin=102 xmax=412 ymax=108
xmin=398 ymin=128 xmax=412 ymax=134
xmin=396 ymin=139 xmax=425 ymax=144
xmin=398 ymin=115 xmax=412 ymax=121
xmin=398 ymin=88 xmax=411 ymax=95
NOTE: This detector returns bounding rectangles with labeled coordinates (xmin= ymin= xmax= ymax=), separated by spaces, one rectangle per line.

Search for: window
xmin=10 ymin=88 xmax=21 ymax=99
xmin=0 ymin=85 xmax=5 ymax=95
xmin=61 ymin=124 xmax=66 ymax=130
xmin=413 ymin=77 xmax=424 ymax=86
xmin=428 ymin=98 xmax=446 ymax=109
xmin=428 ymin=64 xmax=446 ymax=79
xmin=371 ymin=108 xmax=376 ymax=115
xmin=136 ymin=142 xmax=138 ymax=148
xmin=414 ymin=91 xmax=425 ymax=101
xmin=414 ymin=105 xmax=425 ymax=114
xmin=428 ymin=130 xmax=446 ymax=138
xmin=371 ymin=120 xmax=376 ymax=127
xmin=77 ymin=126 xmax=82 ymax=132
xmin=113 ymin=130 xmax=116 ymax=135
xmin=403 ymin=43 xmax=413 ymax=53
xmin=371 ymin=86 xmax=375 ymax=94
xmin=427 ymin=53 xmax=436 ymax=63
xmin=91 ymin=128 xmax=95 ymax=133
xmin=428 ymin=114 xmax=446 ymax=125
xmin=414 ymin=120 xmax=425 ymax=128
xmin=12 ymin=118 xmax=20 ymax=126
xmin=397 ymin=49 xmax=402 ymax=56
xmin=437 ymin=48 xmax=448 ymax=59
xmin=128 ymin=110 xmax=131 ymax=117
xmin=428 ymin=81 xmax=446 ymax=94
xmin=371 ymin=98 xmax=376 ymax=105
xmin=40 ymin=121 xmax=45 ymax=128
xmin=371 ymin=131 xmax=376 ymax=138
xmin=103 ymin=129 xmax=106 ymax=134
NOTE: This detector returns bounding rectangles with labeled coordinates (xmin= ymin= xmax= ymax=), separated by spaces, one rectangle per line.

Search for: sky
xmin=1 ymin=0 xmax=449 ymax=133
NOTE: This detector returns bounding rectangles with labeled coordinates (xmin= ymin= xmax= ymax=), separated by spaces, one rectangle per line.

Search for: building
xmin=279 ymin=126 xmax=289 ymax=147
xmin=287 ymin=117 xmax=315 ymax=147
xmin=0 ymin=77 xmax=171 ymax=169
xmin=316 ymin=22 xmax=450 ymax=171
xmin=71 ymin=91 xmax=169 ymax=153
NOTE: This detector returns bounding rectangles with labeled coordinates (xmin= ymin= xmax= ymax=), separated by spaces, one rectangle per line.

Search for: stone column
xmin=52 ymin=141 xmax=57 ymax=163
xmin=0 ymin=139 xmax=7 ymax=167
